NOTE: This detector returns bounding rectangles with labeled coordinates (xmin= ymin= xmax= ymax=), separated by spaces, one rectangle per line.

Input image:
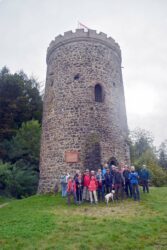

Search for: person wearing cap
xmin=139 ymin=165 xmax=150 ymax=193
xmin=82 ymin=169 xmax=90 ymax=201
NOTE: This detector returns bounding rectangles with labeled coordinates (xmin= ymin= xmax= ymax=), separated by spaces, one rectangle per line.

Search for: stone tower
xmin=38 ymin=29 xmax=130 ymax=193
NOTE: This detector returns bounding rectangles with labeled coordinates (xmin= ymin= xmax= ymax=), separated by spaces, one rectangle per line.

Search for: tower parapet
xmin=47 ymin=29 xmax=121 ymax=64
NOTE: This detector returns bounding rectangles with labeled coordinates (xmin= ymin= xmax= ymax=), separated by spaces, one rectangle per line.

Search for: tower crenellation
xmin=47 ymin=29 xmax=121 ymax=64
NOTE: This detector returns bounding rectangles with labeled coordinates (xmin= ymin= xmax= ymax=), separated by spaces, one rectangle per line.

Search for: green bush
xmin=0 ymin=161 xmax=38 ymax=198
xmin=0 ymin=120 xmax=41 ymax=198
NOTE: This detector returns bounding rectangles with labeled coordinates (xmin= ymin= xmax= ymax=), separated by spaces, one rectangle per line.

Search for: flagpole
xmin=77 ymin=21 xmax=89 ymax=31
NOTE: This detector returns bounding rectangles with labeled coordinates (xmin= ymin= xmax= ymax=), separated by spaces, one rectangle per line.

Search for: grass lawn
xmin=0 ymin=187 xmax=167 ymax=250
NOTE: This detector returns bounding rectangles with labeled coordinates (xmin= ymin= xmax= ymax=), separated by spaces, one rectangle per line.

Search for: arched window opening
xmin=108 ymin=157 xmax=118 ymax=167
xmin=95 ymin=84 xmax=103 ymax=102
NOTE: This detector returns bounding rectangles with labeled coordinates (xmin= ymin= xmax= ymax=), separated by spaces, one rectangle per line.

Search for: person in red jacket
xmin=82 ymin=169 xmax=90 ymax=201
xmin=67 ymin=176 xmax=76 ymax=205
xmin=88 ymin=176 xmax=98 ymax=204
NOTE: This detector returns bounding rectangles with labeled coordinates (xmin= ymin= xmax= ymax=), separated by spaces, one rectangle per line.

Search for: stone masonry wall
xmin=38 ymin=29 xmax=130 ymax=193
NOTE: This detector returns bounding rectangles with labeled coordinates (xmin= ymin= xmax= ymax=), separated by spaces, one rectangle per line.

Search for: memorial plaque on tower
xmin=65 ymin=151 xmax=79 ymax=163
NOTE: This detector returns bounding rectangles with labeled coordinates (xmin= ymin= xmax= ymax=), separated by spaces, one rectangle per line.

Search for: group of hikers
xmin=60 ymin=163 xmax=150 ymax=205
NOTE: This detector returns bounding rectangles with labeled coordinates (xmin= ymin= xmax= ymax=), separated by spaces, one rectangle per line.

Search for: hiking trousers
xmin=82 ymin=186 xmax=90 ymax=201
xmin=132 ymin=184 xmax=140 ymax=201
xmin=89 ymin=190 xmax=98 ymax=203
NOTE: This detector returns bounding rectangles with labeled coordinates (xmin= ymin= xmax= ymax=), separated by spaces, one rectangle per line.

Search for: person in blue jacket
xmin=129 ymin=166 xmax=140 ymax=201
xmin=140 ymin=165 xmax=150 ymax=193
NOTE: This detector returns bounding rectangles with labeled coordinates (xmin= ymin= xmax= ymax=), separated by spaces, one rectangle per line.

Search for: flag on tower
xmin=78 ymin=22 xmax=89 ymax=31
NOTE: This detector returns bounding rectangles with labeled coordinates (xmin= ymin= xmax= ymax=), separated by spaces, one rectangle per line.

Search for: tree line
xmin=0 ymin=67 xmax=167 ymax=198
xmin=129 ymin=129 xmax=167 ymax=186
xmin=0 ymin=67 xmax=42 ymax=198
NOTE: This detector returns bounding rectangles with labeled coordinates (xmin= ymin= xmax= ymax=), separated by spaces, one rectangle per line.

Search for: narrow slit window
xmin=95 ymin=84 xmax=103 ymax=102
xmin=74 ymin=73 xmax=80 ymax=80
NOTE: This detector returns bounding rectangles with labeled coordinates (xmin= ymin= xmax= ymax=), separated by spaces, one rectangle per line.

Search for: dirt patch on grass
xmin=53 ymin=200 xmax=158 ymax=220
xmin=0 ymin=203 xmax=9 ymax=209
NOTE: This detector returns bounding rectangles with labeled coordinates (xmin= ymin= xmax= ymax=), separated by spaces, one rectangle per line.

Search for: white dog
xmin=105 ymin=190 xmax=115 ymax=205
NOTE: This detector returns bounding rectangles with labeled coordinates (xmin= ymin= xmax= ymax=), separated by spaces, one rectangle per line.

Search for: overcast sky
xmin=0 ymin=0 xmax=167 ymax=147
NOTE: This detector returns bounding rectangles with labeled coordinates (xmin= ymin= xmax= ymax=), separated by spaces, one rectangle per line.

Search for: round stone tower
xmin=38 ymin=29 xmax=130 ymax=193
